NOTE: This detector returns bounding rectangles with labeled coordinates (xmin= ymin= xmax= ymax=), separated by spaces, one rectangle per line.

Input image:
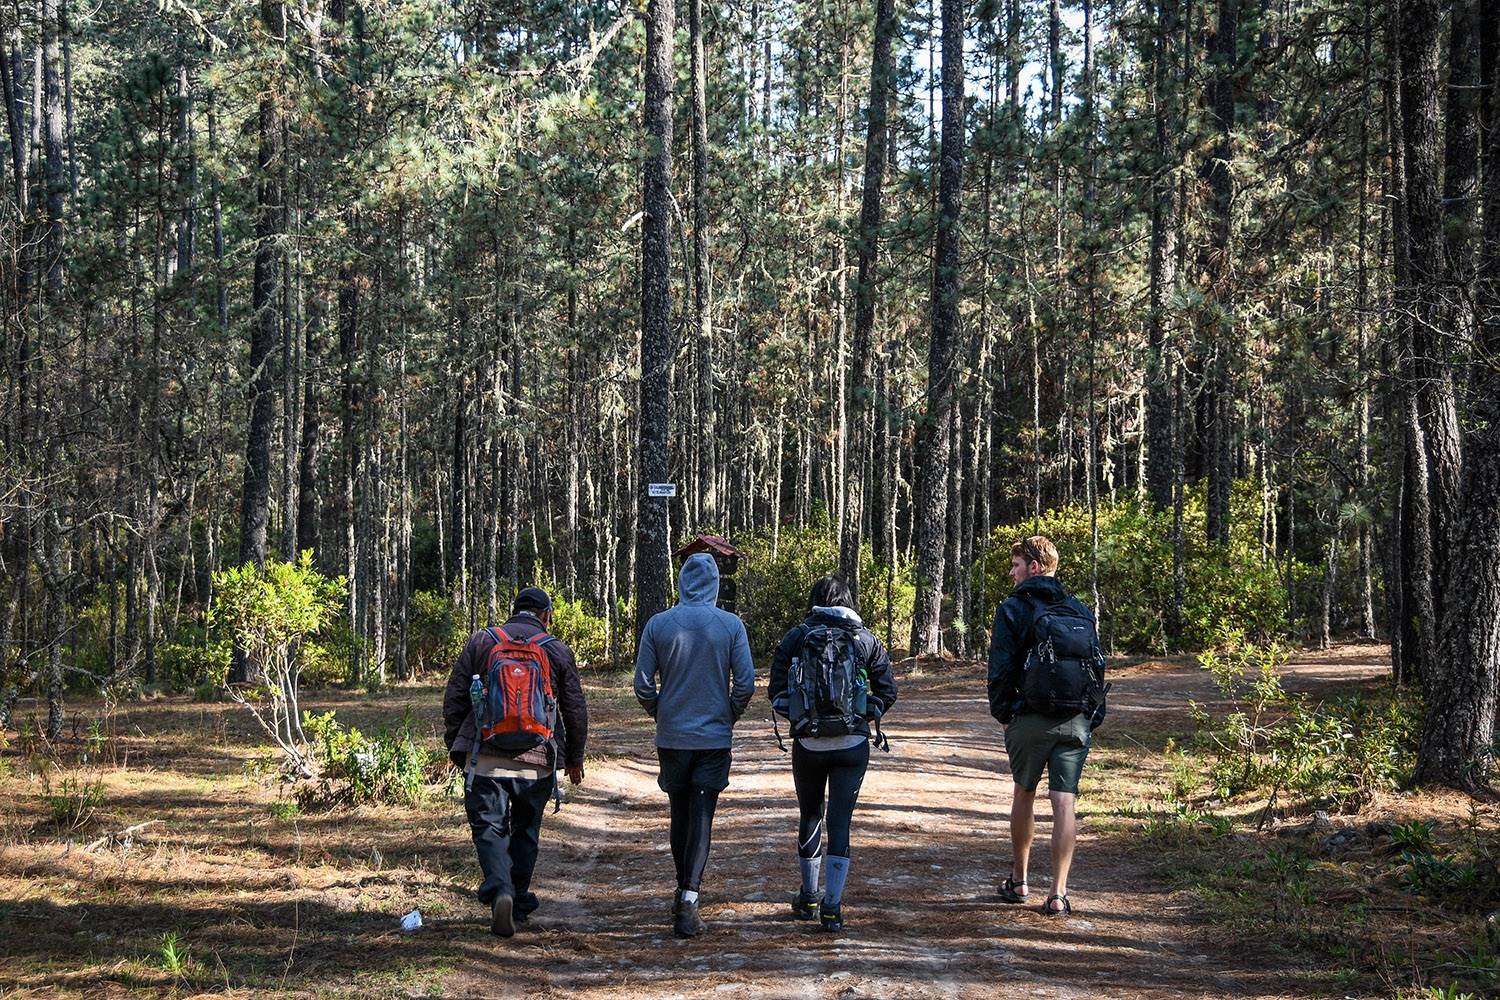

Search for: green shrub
xmin=43 ymin=770 xmax=105 ymax=832
xmin=299 ymin=620 xmax=360 ymax=687
xmin=735 ymin=521 xmax=914 ymax=660
xmin=1190 ymin=638 xmax=1419 ymax=811
xmin=982 ymin=481 xmax=1300 ymax=653
xmin=551 ymin=592 xmax=609 ymax=666
xmin=159 ymin=618 xmax=233 ymax=691
xmin=408 ymin=589 xmax=466 ymax=675
xmin=300 ymin=708 xmax=434 ymax=807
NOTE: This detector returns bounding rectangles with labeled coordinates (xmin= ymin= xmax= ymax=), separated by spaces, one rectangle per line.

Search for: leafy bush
xmin=43 ymin=770 xmax=105 ymax=833
xmin=299 ymin=709 xmax=434 ymax=807
xmin=407 ymin=589 xmax=466 ymax=675
xmin=735 ymin=520 xmax=914 ymax=660
xmin=550 ymin=592 xmax=609 ymax=666
xmin=211 ymin=554 xmax=347 ymax=776
xmin=158 ymin=618 xmax=232 ymax=691
xmin=1190 ymin=637 xmax=1419 ymax=811
xmin=981 ymin=482 xmax=1299 ymax=653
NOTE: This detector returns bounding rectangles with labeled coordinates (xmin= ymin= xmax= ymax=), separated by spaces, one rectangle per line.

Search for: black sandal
xmin=998 ymin=876 xmax=1029 ymax=904
xmin=1041 ymin=893 xmax=1071 ymax=915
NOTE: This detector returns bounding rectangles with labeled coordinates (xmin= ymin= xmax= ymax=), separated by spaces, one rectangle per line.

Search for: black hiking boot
xmin=514 ymin=892 xmax=539 ymax=924
xmin=673 ymin=895 xmax=706 ymax=938
xmin=490 ymin=892 xmax=515 ymax=937
xmin=792 ymin=887 xmax=822 ymax=921
xmin=818 ymin=900 xmax=844 ymax=933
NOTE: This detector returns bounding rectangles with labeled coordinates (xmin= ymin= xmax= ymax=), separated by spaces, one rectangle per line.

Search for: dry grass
xmin=0 ymin=644 xmax=1493 ymax=999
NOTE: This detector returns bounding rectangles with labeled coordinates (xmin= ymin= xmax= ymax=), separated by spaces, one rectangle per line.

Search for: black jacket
xmin=986 ymin=575 xmax=1102 ymax=725
xmin=442 ymin=612 xmax=589 ymax=770
xmin=768 ymin=608 xmax=898 ymax=737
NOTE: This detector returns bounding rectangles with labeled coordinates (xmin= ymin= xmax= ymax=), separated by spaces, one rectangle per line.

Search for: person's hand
xmin=565 ymin=765 xmax=585 ymax=786
xmin=450 ymin=750 xmax=467 ymax=770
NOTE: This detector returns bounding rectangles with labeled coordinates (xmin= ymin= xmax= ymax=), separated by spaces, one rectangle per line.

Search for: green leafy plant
xmin=299 ymin=708 xmax=433 ymax=807
xmin=211 ymin=553 xmax=346 ymax=777
xmin=43 ymin=770 xmax=105 ymax=833
xmin=159 ymin=931 xmax=190 ymax=978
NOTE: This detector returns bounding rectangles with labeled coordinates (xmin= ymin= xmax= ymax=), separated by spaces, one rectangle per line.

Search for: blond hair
xmin=1011 ymin=535 xmax=1059 ymax=575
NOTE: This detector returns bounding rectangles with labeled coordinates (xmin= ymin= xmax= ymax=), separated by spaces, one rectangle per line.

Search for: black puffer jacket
xmin=768 ymin=607 xmax=897 ymax=737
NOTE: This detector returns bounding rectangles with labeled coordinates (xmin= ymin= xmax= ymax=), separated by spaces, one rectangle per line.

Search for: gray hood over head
xmin=677 ymin=552 xmax=720 ymax=606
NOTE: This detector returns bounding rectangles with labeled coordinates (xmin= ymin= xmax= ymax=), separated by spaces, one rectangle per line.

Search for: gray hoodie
xmin=634 ymin=553 xmax=756 ymax=749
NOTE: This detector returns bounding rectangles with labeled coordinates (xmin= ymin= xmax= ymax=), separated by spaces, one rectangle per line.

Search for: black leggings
xmin=658 ymin=748 xmax=731 ymax=893
xmin=792 ymin=739 xmax=870 ymax=859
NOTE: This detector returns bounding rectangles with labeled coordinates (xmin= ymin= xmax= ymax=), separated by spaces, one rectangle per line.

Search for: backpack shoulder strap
xmin=485 ymin=626 xmax=507 ymax=645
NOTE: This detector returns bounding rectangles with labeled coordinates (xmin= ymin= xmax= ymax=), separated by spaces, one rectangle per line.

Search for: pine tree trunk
xmin=910 ymin=0 xmax=964 ymax=656
xmin=689 ymin=0 xmax=716 ymax=533
xmin=1145 ymin=0 xmax=1179 ymax=511
xmin=636 ymin=0 xmax=675 ymax=639
xmin=1200 ymin=0 xmax=1237 ymax=546
xmin=1415 ymin=0 xmax=1500 ymax=789
xmin=840 ymin=0 xmax=895 ymax=598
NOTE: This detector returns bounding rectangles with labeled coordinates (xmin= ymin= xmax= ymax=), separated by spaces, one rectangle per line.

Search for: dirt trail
xmin=438 ymin=644 xmax=1391 ymax=999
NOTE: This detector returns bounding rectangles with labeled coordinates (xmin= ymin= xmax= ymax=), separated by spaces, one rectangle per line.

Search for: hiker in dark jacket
xmin=986 ymin=535 xmax=1101 ymax=916
xmin=443 ymin=587 xmax=588 ymax=937
xmin=634 ymin=552 xmax=756 ymax=938
xmin=769 ymin=574 xmax=897 ymax=933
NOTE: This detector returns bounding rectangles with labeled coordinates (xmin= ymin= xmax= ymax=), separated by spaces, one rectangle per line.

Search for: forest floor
xmin=2 ymin=642 xmax=1495 ymax=999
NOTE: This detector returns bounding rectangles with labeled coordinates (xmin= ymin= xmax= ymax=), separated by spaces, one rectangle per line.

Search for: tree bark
xmin=1415 ymin=0 xmax=1500 ymax=789
xmin=910 ymin=0 xmax=964 ymax=656
xmin=689 ymin=0 xmax=715 ymax=532
xmin=840 ymin=0 xmax=895 ymax=599
xmin=1145 ymin=0 xmax=1179 ymax=510
xmin=636 ymin=0 xmax=675 ymax=639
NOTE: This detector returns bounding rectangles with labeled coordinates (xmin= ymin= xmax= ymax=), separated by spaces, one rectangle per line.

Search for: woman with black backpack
xmin=768 ymin=575 xmax=898 ymax=932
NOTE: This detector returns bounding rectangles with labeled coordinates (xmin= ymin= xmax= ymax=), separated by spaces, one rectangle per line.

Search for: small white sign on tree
xmin=647 ymin=483 xmax=677 ymax=498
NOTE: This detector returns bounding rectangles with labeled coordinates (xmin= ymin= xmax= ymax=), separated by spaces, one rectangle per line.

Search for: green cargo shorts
xmin=1004 ymin=712 xmax=1091 ymax=794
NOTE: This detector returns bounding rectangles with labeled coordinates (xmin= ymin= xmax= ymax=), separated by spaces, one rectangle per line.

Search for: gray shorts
xmin=1005 ymin=712 xmax=1091 ymax=794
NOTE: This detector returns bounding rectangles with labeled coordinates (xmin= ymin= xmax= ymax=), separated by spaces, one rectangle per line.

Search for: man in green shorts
xmin=986 ymin=535 xmax=1106 ymax=916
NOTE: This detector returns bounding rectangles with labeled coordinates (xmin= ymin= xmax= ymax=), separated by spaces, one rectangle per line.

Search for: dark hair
xmin=809 ymin=574 xmax=857 ymax=613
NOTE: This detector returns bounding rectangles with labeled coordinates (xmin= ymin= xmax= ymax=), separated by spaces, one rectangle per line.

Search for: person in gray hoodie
xmin=634 ymin=552 xmax=756 ymax=938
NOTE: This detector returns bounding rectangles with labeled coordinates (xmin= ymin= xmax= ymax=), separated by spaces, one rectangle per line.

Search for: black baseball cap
xmin=512 ymin=586 xmax=553 ymax=614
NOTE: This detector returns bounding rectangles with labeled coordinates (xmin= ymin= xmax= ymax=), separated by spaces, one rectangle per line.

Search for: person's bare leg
xmin=1009 ymin=784 xmax=1036 ymax=893
xmin=1048 ymin=790 xmax=1077 ymax=908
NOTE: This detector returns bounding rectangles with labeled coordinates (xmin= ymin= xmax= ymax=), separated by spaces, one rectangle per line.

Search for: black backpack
xmin=1021 ymin=594 xmax=1107 ymax=720
xmin=786 ymin=622 xmax=867 ymax=739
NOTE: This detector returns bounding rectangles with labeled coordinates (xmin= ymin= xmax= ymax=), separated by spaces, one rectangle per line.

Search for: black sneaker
xmin=818 ymin=900 xmax=843 ymax=933
xmin=792 ymin=888 xmax=822 ymax=920
xmin=490 ymin=893 xmax=515 ymax=937
xmin=515 ymin=892 xmax=539 ymax=923
xmin=673 ymin=896 xmax=706 ymax=938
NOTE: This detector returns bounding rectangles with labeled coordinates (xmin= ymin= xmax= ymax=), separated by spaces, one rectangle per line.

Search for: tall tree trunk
xmin=1199 ymin=0 xmax=1238 ymax=546
xmin=840 ymin=0 xmax=895 ymax=598
xmin=689 ymin=0 xmax=715 ymax=532
xmin=1145 ymin=0 xmax=1179 ymax=510
xmin=1399 ymin=0 xmax=1462 ymax=677
xmin=40 ymin=0 xmax=63 ymax=293
xmin=910 ymin=0 xmax=964 ymax=656
xmin=1415 ymin=0 xmax=1500 ymax=789
xmin=232 ymin=0 xmax=284 ymax=683
xmin=636 ymin=0 xmax=674 ymax=638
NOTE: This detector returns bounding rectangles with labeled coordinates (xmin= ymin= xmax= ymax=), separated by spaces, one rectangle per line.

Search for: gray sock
xmin=799 ymin=855 xmax=822 ymax=895
xmin=824 ymin=855 xmax=850 ymax=907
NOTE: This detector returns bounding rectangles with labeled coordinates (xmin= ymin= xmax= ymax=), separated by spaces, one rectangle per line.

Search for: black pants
xmin=464 ymin=771 xmax=556 ymax=907
xmin=792 ymin=739 xmax=870 ymax=859
xmin=656 ymin=747 xmax=731 ymax=893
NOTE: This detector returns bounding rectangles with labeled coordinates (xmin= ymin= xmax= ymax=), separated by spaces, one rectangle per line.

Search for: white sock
xmin=681 ymin=889 xmax=698 ymax=904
